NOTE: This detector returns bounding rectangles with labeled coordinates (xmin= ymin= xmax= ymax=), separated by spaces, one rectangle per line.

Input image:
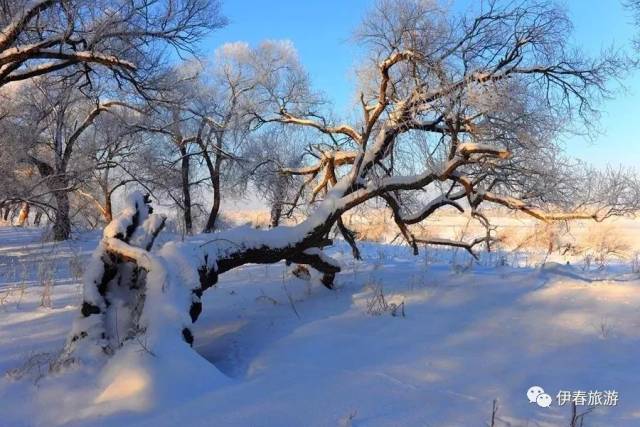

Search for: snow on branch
xmin=0 ymin=0 xmax=225 ymax=88
xmin=0 ymin=0 xmax=55 ymax=52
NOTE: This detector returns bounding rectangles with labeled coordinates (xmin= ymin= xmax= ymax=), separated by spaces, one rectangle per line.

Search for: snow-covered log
xmin=57 ymin=190 xmax=343 ymax=365
xmin=57 ymin=192 xmax=168 ymax=365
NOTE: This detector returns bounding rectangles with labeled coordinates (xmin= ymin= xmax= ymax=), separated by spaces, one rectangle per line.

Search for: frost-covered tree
xmin=58 ymin=0 xmax=639 ymax=371
xmin=5 ymin=76 xmax=141 ymax=240
xmin=77 ymin=111 xmax=153 ymax=223
xmin=629 ymin=0 xmax=640 ymax=50
xmin=189 ymin=43 xmax=257 ymax=233
xmin=243 ymin=127 xmax=308 ymax=228
xmin=0 ymin=0 xmax=227 ymax=232
xmin=0 ymin=0 xmax=225 ymax=89
xmin=193 ymin=40 xmax=310 ymax=232
xmin=135 ymin=65 xmax=212 ymax=235
xmin=0 ymin=100 xmax=46 ymax=224
xmin=143 ymin=41 xmax=311 ymax=234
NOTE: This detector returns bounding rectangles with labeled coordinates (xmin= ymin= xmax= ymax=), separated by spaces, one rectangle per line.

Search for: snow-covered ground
xmin=1 ymin=225 xmax=639 ymax=426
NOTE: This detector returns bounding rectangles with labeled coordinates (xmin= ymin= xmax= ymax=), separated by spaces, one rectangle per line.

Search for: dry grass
xmin=5 ymin=351 xmax=59 ymax=383
xmin=221 ymin=210 xmax=272 ymax=229
xmin=578 ymin=225 xmax=631 ymax=258
xmin=221 ymin=206 xmax=640 ymax=263
xmin=363 ymin=282 xmax=406 ymax=317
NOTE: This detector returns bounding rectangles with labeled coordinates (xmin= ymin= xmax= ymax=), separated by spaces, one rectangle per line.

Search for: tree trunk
xmin=202 ymin=136 xmax=223 ymax=233
xmin=16 ymin=202 xmax=30 ymax=226
xmin=53 ymin=190 xmax=71 ymax=241
xmin=337 ymin=216 xmax=361 ymax=259
xmin=269 ymin=174 xmax=287 ymax=228
xmin=270 ymin=202 xmax=283 ymax=228
xmin=203 ymin=165 xmax=221 ymax=233
xmin=104 ymin=193 xmax=113 ymax=223
xmin=180 ymin=145 xmax=193 ymax=235
xmin=34 ymin=211 xmax=43 ymax=226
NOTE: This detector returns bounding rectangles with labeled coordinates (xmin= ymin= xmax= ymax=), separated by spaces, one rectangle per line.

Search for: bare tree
xmin=140 ymin=42 xmax=307 ymax=234
xmin=135 ymin=65 xmax=210 ymax=235
xmin=58 ymin=0 xmax=637 ymax=368
xmin=239 ymin=126 xmax=310 ymax=228
xmin=192 ymin=43 xmax=256 ymax=233
xmin=246 ymin=128 xmax=307 ymax=228
xmin=0 ymin=109 xmax=42 ymax=223
xmin=0 ymin=0 xmax=225 ymax=89
xmin=186 ymin=41 xmax=307 ymax=233
xmin=628 ymin=0 xmax=640 ymax=50
xmin=0 ymin=0 xmax=227 ymax=233
xmin=8 ymin=76 xmax=142 ymax=240
xmin=76 ymin=111 xmax=152 ymax=223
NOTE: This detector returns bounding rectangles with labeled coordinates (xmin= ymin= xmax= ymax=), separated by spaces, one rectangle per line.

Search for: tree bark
xmin=53 ymin=189 xmax=71 ymax=240
xmin=337 ymin=216 xmax=361 ymax=259
xmin=180 ymin=144 xmax=193 ymax=235
xmin=270 ymin=201 xmax=283 ymax=228
xmin=34 ymin=210 xmax=43 ymax=226
xmin=16 ymin=202 xmax=30 ymax=226
xmin=269 ymin=174 xmax=287 ymax=228
xmin=202 ymin=134 xmax=223 ymax=233
xmin=104 ymin=192 xmax=113 ymax=223
xmin=203 ymin=162 xmax=221 ymax=233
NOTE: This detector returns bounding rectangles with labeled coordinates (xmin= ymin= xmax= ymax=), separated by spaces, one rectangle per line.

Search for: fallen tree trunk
xmin=57 ymin=191 xmax=341 ymax=367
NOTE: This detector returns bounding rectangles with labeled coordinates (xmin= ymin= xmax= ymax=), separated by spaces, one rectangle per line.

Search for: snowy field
xmin=1 ymin=225 xmax=639 ymax=426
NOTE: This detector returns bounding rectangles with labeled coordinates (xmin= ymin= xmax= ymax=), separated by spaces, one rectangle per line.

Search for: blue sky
xmin=203 ymin=1 xmax=640 ymax=168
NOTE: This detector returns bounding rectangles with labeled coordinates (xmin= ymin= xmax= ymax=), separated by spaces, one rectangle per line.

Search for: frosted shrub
xmin=68 ymin=254 xmax=85 ymax=281
xmin=364 ymin=283 xmax=405 ymax=317
xmin=365 ymin=284 xmax=389 ymax=316
xmin=632 ymin=252 xmax=640 ymax=274
xmin=37 ymin=259 xmax=55 ymax=308
xmin=579 ymin=226 xmax=629 ymax=269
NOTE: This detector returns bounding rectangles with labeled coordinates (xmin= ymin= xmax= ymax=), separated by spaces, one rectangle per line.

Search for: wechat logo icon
xmin=527 ymin=386 xmax=552 ymax=408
